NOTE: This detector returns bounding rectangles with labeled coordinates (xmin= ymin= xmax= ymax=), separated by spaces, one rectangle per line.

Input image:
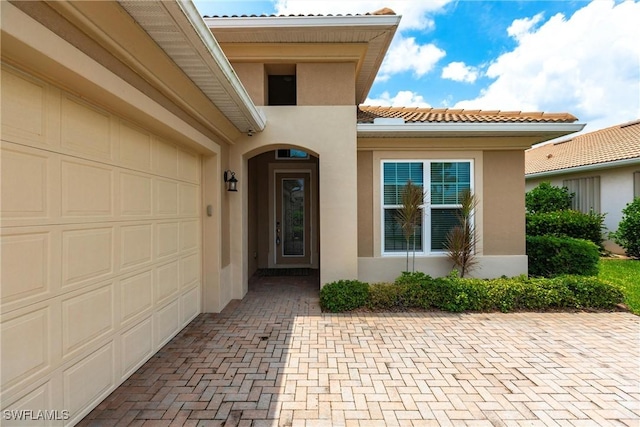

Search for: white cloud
xmin=378 ymin=35 xmax=446 ymax=80
xmin=507 ymin=13 xmax=544 ymax=41
xmin=455 ymin=0 xmax=640 ymax=132
xmin=441 ymin=61 xmax=479 ymax=83
xmin=364 ymin=90 xmax=431 ymax=107
xmin=273 ymin=1 xmax=451 ymax=81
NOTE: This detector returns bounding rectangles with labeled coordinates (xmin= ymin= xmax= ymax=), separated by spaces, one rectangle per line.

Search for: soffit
xmin=116 ymin=0 xmax=265 ymax=135
xmin=44 ymin=0 xmax=264 ymax=139
xmin=204 ymin=15 xmax=400 ymax=104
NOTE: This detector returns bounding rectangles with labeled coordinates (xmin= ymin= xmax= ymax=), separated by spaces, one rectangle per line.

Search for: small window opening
xmin=268 ymin=75 xmax=297 ymax=105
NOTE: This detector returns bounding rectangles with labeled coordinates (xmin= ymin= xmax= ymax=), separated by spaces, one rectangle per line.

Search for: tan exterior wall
xmin=228 ymin=106 xmax=358 ymax=290
xmin=483 ymin=150 xmax=526 ymax=255
xmin=297 ymin=63 xmax=356 ymax=106
xmin=357 ymin=143 xmax=531 ymax=280
xmin=357 ymin=151 xmax=374 ymax=257
xmin=231 ymin=62 xmax=266 ymax=106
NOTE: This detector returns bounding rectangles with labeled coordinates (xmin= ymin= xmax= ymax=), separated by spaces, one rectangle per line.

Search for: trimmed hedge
xmin=319 ymin=279 xmax=369 ymax=312
xmin=526 ymin=210 xmax=605 ymax=248
xmin=527 ymin=235 xmax=599 ymax=278
xmin=319 ymin=273 xmax=623 ymax=313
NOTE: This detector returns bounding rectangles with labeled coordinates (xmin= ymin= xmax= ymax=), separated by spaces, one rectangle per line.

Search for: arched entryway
xmin=246 ymin=148 xmax=320 ymax=280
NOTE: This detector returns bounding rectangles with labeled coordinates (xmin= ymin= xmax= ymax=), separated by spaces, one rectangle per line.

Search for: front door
xmin=275 ymin=172 xmax=312 ymax=266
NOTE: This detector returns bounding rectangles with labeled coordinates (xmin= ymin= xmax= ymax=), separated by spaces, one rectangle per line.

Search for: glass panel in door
xmin=275 ymin=172 xmax=311 ymax=265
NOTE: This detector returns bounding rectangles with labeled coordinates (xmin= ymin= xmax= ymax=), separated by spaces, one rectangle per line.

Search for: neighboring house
xmin=1 ymin=1 xmax=583 ymax=422
xmin=525 ymin=120 xmax=640 ymax=253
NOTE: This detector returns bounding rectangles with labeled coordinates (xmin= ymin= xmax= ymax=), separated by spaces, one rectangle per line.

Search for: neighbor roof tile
xmin=357 ymin=106 xmax=579 ymax=124
xmin=525 ymin=119 xmax=640 ymax=175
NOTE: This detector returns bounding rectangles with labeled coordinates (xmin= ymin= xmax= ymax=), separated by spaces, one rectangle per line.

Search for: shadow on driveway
xmin=80 ymin=274 xmax=640 ymax=426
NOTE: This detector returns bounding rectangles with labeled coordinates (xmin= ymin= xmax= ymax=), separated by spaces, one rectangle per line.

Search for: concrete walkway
xmin=80 ymin=275 xmax=639 ymax=426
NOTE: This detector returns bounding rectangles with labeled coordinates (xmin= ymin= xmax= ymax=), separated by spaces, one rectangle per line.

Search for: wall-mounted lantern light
xmin=224 ymin=170 xmax=238 ymax=192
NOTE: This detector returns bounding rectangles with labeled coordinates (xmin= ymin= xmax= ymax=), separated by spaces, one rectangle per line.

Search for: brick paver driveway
xmin=81 ymin=275 xmax=639 ymax=426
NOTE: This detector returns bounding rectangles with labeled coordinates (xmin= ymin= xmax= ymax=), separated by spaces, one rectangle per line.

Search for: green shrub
xmin=367 ymin=283 xmax=403 ymax=310
xmin=525 ymin=182 xmax=573 ymax=214
xmin=320 ymin=275 xmax=623 ymax=313
xmin=527 ymin=235 xmax=599 ymax=277
xmin=319 ymin=279 xmax=369 ymax=312
xmin=526 ymin=210 xmax=605 ymax=248
xmin=612 ymin=197 xmax=640 ymax=258
xmin=559 ymin=275 xmax=624 ymax=308
xmin=394 ymin=271 xmax=432 ymax=285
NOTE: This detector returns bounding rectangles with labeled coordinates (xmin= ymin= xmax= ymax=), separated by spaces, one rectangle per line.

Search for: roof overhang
xmin=116 ymin=0 xmax=266 ymax=135
xmin=357 ymin=123 xmax=586 ymax=142
xmin=526 ymin=157 xmax=640 ymax=179
xmin=204 ymin=14 xmax=401 ymax=104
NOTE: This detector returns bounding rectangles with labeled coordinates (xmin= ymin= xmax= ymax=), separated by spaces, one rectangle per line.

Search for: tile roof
xmin=525 ymin=119 xmax=640 ymax=175
xmin=203 ymin=7 xmax=396 ymax=19
xmin=357 ymin=106 xmax=579 ymax=124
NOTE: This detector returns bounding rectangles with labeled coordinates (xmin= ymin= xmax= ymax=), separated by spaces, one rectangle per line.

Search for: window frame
xmin=380 ymin=159 xmax=474 ymax=256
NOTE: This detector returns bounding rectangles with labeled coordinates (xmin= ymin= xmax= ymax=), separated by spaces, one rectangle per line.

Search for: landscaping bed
xmin=319 ymin=272 xmax=626 ymax=314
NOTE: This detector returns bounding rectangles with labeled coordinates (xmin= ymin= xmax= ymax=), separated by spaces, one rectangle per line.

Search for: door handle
xmin=276 ymin=221 xmax=281 ymax=245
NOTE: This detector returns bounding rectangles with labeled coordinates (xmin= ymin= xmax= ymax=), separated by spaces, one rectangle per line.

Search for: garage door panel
xmin=119 ymin=171 xmax=153 ymax=217
xmin=63 ymin=342 xmax=114 ymax=416
xmin=181 ymin=253 xmax=200 ymax=289
xmin=120 ymin=271 xmax=153 ymax=325
xmin=1 ymin=231 xmax=51 ymax=304
xmin=156 ymin=222 xmax=180 ymax=259
xmin=119 ymin=122 xmax=152 ymax=172
xmin=156 ymin=179 xmax=179 ymax=216
xmin=62 ymin=227 xmax=114 ymax=288
xmin=154 ymin=299 xmax=180 ymax=348
xmin=155 ymin=260 xmax=180 ymax=305
xmin=0 ymin=145 xmax=51 ymax=219
xmin=121 ymin=317 xmax=153 ymax=379
xmin=1 ymin=307 xmax=51 ymax=390
xmin=153 ymin=138 xmax=178 ymax=179
xmin=61 ymin=95 xmax=113 ymax=162
xmin=61 ymin=283 xmax=114 ymax=358
xmin=178 ymin=149 xmax=200 ymax=183
xmin=1 ymin=381 xmax=56 ymax=427
xmin=179 ymin=183 xmax=199 ymax=216
xmin=120 ymin=224 xmax=153 ymax=271
xmin=0 ymin=67 xmax=48 ymax=146
xmin=61 ymin=159 xmax=113 ymax=218
xmin=181 ymin=220 xmax=200 ymax=252
xmin=181 ymin=286 xmax=199 ymax=326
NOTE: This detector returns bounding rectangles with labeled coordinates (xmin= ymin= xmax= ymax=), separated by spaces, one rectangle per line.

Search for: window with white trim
xmin=382 ymin=160 xmax=473 ymax=254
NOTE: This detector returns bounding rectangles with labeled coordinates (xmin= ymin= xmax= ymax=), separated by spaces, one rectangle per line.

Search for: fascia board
xmin=526 ymin=157 xmax=640 ymax=179
xmin=357 ymin=123 xmax=586 ymax=137
xmin=203 ymin=15 xmax=401 ymax=29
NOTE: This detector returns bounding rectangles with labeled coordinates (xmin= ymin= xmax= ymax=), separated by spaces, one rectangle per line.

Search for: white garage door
xmin=1 ymin=65 xmax=202 ymax=424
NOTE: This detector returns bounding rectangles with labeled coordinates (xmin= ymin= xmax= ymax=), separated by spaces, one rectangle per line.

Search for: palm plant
xmin=396 ymin=180 xmax=426 ymax=272
xmin=445 ymin=190 xmax=479 ymax=277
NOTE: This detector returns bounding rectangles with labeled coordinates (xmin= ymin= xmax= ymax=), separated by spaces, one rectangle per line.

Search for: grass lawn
xmin=599 ymin=258 xmax=640 ymax=315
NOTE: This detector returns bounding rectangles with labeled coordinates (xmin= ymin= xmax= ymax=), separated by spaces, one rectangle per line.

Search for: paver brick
xmin=79 ymin=274 xmax=639 ymax=426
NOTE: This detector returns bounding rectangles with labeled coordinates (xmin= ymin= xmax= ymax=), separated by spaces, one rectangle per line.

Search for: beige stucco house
xmin=1 ymin=1 xmax=583 ymax=423
xmin=526 ymin=120 xmax=640 ymax=254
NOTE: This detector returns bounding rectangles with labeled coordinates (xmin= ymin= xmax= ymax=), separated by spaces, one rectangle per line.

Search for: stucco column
xmin=317 ymin=113 xmax=359 ymax=285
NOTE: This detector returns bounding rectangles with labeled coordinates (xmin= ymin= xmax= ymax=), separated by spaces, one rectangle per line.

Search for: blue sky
xmin=194 ymin=0 xmax=640 ymax=134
